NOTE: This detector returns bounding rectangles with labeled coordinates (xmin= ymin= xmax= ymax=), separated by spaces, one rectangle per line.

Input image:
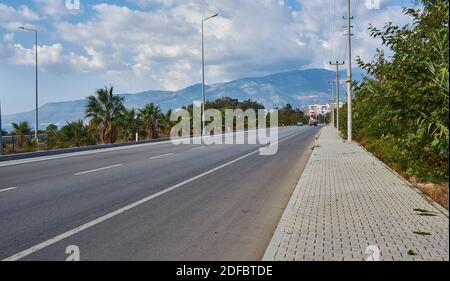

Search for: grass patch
xmin=413 ymin=231 xmax=432 ymax=236
xmin=410 ymin=178 xmax=449 ymax=210
xmin=417 ymin=213 xmax=437 ymax=217
xmin=413 ymin=208 xmax=437 ymax=216
xmin=407 ymin=249 xmax=418 ymax=256
xmin=413 ymin=208 xmax=432 ymax=213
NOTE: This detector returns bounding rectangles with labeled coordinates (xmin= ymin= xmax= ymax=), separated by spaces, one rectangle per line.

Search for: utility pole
xmin=19 ymin=26 xmax=39 ymax=142
xmin=328 ymin=81 xmax=336 ymax=128
xmin=345 ymin=0 xmax=353 ymax=142
xmin=329 ymin=61 xmax=345 ymax=132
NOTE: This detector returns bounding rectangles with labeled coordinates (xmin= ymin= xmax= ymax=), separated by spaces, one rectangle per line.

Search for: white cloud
xmin=54 ymin=1 xmax=312 ymax=89
xmin=126 ymin=0 xmax=176 ymax=9
xmin=2 ymin=1 xmax=416 ymax=92
xmin=68 ymin=47 xmax=106 ymax=72
xmin=6 ymin=41 xmax=110 ymax=74
xmin=0 ymin=3 xmax=40 ymax=30
xmin=9 ymin=43 xmax=63 ymax=67
xmin=3 ymin=33 xmax=15 ymax=43
xmin=33 ymin=0 xmax=82 ymax=18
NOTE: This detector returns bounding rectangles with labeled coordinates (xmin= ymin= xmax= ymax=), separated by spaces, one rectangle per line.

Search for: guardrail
xmin=1 ymin=134 xmax=48 ymax=144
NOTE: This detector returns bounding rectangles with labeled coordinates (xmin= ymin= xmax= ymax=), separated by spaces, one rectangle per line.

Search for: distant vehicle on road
xmin=309 ymin=118 xmax=317 ymax=126
xmin=297 ymin=122 xmax=303 ymax=126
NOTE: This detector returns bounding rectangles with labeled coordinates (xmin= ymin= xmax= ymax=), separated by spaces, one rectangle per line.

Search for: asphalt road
xmin=0 ymin=125 xmax=322 ymax=261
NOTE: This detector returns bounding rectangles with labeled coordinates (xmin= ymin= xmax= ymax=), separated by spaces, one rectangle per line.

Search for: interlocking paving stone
xmin=264 ymin=127 xmax=449 ymax=261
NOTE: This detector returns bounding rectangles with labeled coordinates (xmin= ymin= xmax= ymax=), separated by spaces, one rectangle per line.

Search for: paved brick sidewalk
xmin=264 ymin=126 xmax=449 ymax=261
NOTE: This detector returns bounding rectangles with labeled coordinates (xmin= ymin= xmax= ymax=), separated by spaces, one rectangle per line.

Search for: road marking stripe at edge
xmin=0 ymin=187 xmax=17 ymax=193
xmin=190 ymin=146 xmax=204 ymax=151
xmin=74 ymin=164 xmax=123 ymax=176
xmin=3 ymin=129 xmax=305 ymax=261
xmin=149 ymin=153 xmax=175 ymax=160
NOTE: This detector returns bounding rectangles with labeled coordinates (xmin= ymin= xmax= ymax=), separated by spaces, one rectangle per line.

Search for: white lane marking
xmin=190 ymin=146 xmax=205 ymax=151
xmin=260 ymin=130 xmax=301 ymax=151
xmin=149 ymin=153 xmax=175 ymax=160
xmin=0 ymin=187 xmax=17 ymax=193
xmin=74 ymin=164 xmax=123 ymax=176
xmin=3 ymin=129 xmax=306 ymax=261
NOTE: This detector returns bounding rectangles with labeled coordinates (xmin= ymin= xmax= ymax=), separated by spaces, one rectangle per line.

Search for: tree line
xmin=336 ymin=0 xmax=448 ymax=204
xmin=1 ymin=90 xmax=307 ymax=154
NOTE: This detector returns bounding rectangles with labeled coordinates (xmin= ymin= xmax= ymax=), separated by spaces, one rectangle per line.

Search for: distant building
xmin=308 ymin=104 xmax=330 ymax=115
xmin=308 ymin=102 xmax=344 ymax=115
xmin=299 ymin=106 xmax=309 ymax=113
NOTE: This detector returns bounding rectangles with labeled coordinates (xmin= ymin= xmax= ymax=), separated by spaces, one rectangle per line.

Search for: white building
xmin=308 ymin=102 xmax=344 ymax=115
xmin=308 ymin=104 xmax=330 ymax=115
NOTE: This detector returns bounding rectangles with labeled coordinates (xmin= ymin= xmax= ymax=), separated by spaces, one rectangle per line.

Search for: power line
xmin=330 ymin=0 xmax=337 ymax=61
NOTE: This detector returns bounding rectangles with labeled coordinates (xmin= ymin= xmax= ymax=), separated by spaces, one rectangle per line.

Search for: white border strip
xmin=149 ymin=153 xmax=175 ymax=160
xmin=74 ymin=164 xmax=123 ymax=176
xmin=0 ymin=187 xmax=17 ymax=193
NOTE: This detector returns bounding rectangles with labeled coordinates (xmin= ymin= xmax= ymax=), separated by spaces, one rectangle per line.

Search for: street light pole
xmin=19 ymin=27 xmax=39 ymax=142
xmin=328 ymin=81 xmax=336 ymax=128
xmin=329 ymin=61 xmax=345 ymax=132
xmin=201 ymin=13 xmax=218 ymax=136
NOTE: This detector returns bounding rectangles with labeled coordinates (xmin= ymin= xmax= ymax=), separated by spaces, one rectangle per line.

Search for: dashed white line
xmin=190 ymin=146 xmax=205 ymax=151
xmin=149 ymin=153 xmax=175 ymax=160
xmin=0 ymin=187 xmax=17 ymax=193
xmin=74 ymin=164 xmax=123 ymax=176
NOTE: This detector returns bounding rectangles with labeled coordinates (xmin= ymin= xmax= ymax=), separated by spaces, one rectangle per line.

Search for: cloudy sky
xmin=0 ymin=0 xmax=417 ymax=114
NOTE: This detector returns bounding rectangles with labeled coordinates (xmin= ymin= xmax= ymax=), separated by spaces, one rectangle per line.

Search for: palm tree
xmin=45 ymin=124 xmax=59 ymax=149
xmin=121 ymin=108 xmax=139 ymax=141
xmin=160 ymin=109 xmax=176 ymax=137
xmin=138 ymin=103 xmax=162 ymax=139
xmin=59 ymin=120 xmax=94 ymax=147
xmin=85 ymin=87 xmax=125 ymax=144
xmin=45 ymin=124 xmax=58 ymax=133
xmin=12 ymin=121 xmax=31 ymax=147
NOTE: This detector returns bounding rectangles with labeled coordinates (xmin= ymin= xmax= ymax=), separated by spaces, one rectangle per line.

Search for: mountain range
xmin=1 ymin=68 xmax=364 ymax=130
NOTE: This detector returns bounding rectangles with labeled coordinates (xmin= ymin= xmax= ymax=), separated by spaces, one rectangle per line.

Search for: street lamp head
xmin=18 ymin=26 xmax=37 ymax=32
xmin=203 ymin=13 xmax=219 ymax=21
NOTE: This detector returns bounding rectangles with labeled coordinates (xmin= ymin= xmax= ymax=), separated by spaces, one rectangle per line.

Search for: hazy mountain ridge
xmin=2 ymin=68 xmax=363 ymax=129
